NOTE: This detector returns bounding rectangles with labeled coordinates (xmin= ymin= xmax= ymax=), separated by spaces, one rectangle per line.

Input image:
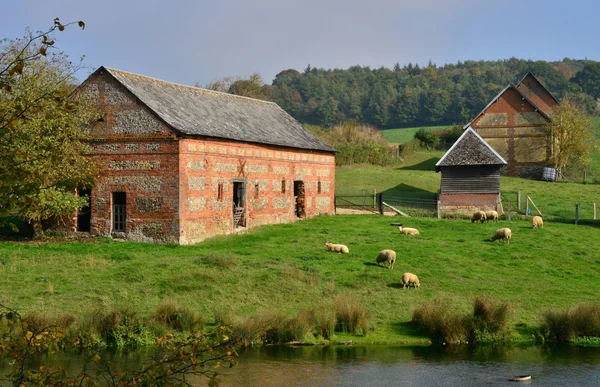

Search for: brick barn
xmin=465 ymin=73 xmax=558 ymax=178
xmin=436 ymin=127 xmax=507 ymax=214
xmin=75 ymin=67 xmax=336 ymax=244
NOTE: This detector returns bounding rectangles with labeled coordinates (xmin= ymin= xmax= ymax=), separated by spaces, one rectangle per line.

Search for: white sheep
xmin=402 ymin=272 xmax=420 ymax=289
xmin=485 ymin=210 xmax=499 ymax=224
xmin=471 ymin=211 xmax=487 ymax=224
xmin=376 ymin=249 xmax=396 ymax=269
xmin=532 ymin=216 xmax=544 ymax=229
xmin=491 ymin=228 xmax=511 ymax=244
xmin=325 ymin=241 xmax=349 ymax=254
xmin=398 ymin=226 xmax=420 ymax=235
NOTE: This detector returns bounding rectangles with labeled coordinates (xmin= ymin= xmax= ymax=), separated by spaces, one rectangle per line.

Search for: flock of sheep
xmin=324 ymin=212 xmax=544 ymax=290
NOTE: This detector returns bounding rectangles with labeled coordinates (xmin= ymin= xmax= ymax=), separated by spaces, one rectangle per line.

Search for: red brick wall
xmin=439 ymin=193 xmax=501 ymax=215
xmin=80 ymin=70 xmax=335 ymax=244
xmin=472 ymin=88 xmax=550 ymax=177
xmin=82 ymin=71 xmax=181 ymax=243
xmin=179 ymin=138 xmax=335 ymax=244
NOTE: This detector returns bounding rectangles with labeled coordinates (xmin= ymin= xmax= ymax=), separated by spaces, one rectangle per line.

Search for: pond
xmin=2 ymin=344 xmax=599 ymax=386
xmin=219 ymin=344 xmax=600 ymax=387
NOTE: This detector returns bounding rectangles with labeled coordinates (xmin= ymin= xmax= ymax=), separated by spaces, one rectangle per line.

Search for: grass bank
xmin=380 ymin=125 xmax=450 ymax=144
xmin=1 ymin=214 xmax=599 ymax=345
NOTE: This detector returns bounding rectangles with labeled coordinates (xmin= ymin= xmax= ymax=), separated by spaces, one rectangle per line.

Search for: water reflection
xmin=2 ymin=345 xmax=599 ymax=386
xmin=219 ymin=345 xmax=600 ymax=387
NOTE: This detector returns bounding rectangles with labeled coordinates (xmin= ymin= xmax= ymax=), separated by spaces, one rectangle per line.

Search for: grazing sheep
xmin=398 ymin=226 xmax=420 ymax=235
xmin=471 ymin=211 xmax=487 ymax=224
xmin=325 ymin=241 xmax=349 ymax=254
xmin=376 ymin=249 xmax=396 ymax=269
xmin=485 ymin=210 xmax=499 ymax=224
xmin=402 ymin=272 xmax=420 ymax=289
xmin=491 ymin=228 xmax=512 ymax=244
xmin=532 ymin=216 xmax=544 ymax=229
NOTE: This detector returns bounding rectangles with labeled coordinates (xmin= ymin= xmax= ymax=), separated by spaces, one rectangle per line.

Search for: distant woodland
xmin=207 ymin=58 xmax=600 ymax=128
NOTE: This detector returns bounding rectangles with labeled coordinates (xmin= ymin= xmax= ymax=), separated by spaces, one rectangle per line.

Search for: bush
xmin=152 ymin=299 xmax=204 ymax=333
xmin=75 ymin=308 xmax=150 ymax=347
xmin=465 ymin=296 xmax=511 ymax=343
xmin=413 ymin=297 xmax=511 ymax=344
xmin=414 ymin=128 xmax=439 ymax=150
xmin=308 ymin=121 xmax=397 ymax=166
xmin=412 ymin=300 xmax=467 ymax=344
xmin=333 ymin=296 xmax=369 ymax=335
xmin=542 ymin=303 xmax=600 ymax=342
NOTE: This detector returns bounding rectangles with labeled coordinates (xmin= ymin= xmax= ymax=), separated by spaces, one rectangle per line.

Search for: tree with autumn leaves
xmin=0 ymin=19 xmax=98 ymax=237
xmin=544 ymin=99 xmax=597 ymax=179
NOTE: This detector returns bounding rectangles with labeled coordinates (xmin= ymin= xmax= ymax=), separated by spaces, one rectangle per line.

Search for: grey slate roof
xmin=463 ymin=84 xmax=551 ymax=129
xmin=435 ymin=127 xmax=507 ymax=171
xmin=98 ymin=67 xmax=335 ymax=153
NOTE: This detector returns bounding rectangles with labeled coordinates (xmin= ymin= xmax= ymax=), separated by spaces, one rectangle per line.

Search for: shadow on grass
xmin=396 ymin=157 xmax=440 ymax=171
xmin=387 ymin=283 xmax=404 ymax=289
xmin=363 ymin=262 xmax=380 ymax=267
xmin=391 ymin=321 xmax=422 ymax=338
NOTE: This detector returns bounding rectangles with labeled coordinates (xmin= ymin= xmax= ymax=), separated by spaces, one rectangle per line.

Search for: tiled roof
xmin=436 ymin=127 xmax=507 ymax=170
xmin=96 ymin=67 xmax=336 ymax=152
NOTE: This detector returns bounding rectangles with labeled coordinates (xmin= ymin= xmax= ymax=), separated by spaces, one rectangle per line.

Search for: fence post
xmin=378 ymin=193 xmax=383 ymax=216
xmin=334 ymin=195 xmax=337 ymax=215
xmin=508 ymin=201 xmax=512 ymax=222
xmin=575 ymin=204 xmax=579 ymax=225
xmin=437 ymin=200 xmax=441 ymax=219
xmin=374 ymin=189 xmax=376 ymax=209
xmin=584 ymin=171 xmax=587 ymax=184
xmin=517 ymin=191 xmax=521 ymax=211
xmin=594 ymin=203 xmax=597 ymax=220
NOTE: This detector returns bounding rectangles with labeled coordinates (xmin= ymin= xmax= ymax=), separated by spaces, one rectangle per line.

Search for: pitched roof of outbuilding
xmin=92 ymin=67 xmax=335 ymax=153
xmin=463 ymin=84 xmax=552 ymax=129
xmin=435 ymin=127 xmax=507 ymax=171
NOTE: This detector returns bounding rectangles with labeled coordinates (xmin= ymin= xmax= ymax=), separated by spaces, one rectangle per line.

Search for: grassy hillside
xmin=380 ymin=125 xmax=450 ymax=144
xmin=1 ymin=215 xmax=599 ymax=344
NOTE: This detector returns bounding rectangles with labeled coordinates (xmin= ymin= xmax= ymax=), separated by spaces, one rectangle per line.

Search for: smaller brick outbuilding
xmin=436 ymin=127 xmax=507 ymax=215
xmin=75 ymin=67 xmax=336 ymax=244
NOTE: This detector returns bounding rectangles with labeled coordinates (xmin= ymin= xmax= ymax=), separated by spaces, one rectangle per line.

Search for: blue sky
xmin=2 ymin=0 xmax=599 ymax=86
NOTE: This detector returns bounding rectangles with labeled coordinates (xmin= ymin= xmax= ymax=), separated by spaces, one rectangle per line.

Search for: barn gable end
xmin=466 ymin=83 xmax=552 ymax=178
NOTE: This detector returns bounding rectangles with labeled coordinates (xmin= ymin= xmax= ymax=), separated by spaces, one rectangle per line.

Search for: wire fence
xmin=501 ymin=191 xmax=600 ymax=225
xmin=334 ymin=189 xmax=438 ymax=217
xmin=336 ymin=188 xmax=600 ymax=225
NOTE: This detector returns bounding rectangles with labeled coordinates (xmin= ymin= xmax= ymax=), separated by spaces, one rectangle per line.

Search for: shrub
xmin=542 ymin=303 xmax=600 ymax=342
xmin=230 ymin=310 xmax=284 ymax=347
xmin=466 ymin=296 xmax=511 ymax=343
xmin=76 ymin=308 xmax=150 ymax=347
xmin=305 ymin=307 xmax=336 ymax=340
xmin=308 ymin=121 xmax=397 ymax=166
xmin=152 ymin=299 xmax=204 ymax=333
xmin=414 ymin=128 xmax=439 ymax=150
xmin=412 ymin=300 xmax=466 ymax=344
xmin=333 ymin=296 xmax=369 ymax=336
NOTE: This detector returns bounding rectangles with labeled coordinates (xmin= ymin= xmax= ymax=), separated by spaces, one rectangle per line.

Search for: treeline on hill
xmin=209 ymin=58 xmax=600 ymax=128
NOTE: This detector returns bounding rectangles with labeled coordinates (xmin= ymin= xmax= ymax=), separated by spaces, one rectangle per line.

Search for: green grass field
xmin=380 ymin=125 xmax=450 ymax=144
xmin=1 ymin=214 xmax=599 ymax=344
xmin=336 ymin=150 xmax=600 ymax=220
